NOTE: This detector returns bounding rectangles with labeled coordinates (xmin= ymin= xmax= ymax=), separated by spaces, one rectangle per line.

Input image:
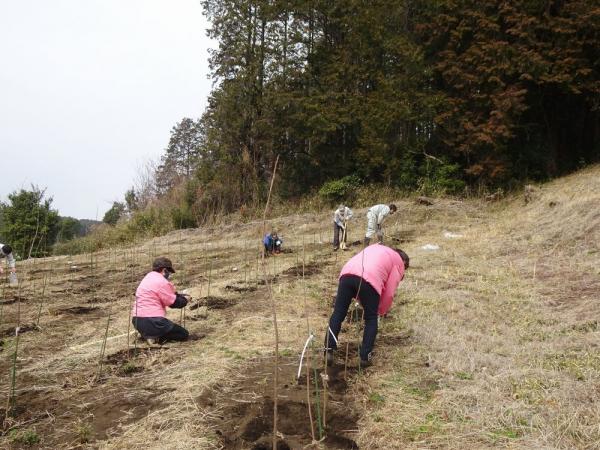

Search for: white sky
xmin=0 ymin=0 xmax=213 ymax=219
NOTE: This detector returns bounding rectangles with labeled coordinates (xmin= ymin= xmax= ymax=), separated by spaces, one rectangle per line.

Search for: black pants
xmin=132 ymin=317 xmax=189 ymax=343
xmin=333 ymin=223 xmax=347 ymax=249
xmin=325 ymin=274 xmax=380 ymax=360
xmin=264 ymin=242 xmax=281 ymax=254
xmin=158 ymin=323 xmax=189 ymax=342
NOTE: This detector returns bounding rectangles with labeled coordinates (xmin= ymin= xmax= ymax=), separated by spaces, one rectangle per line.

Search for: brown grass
xmin=0 ymin=165 xmax=598 ymax=449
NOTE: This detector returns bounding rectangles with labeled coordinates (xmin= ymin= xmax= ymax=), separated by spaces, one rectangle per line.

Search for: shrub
xmin=318 ymin=175 xmax=362 ymax=205
xmin=419 ymin=162 xmax=466 ymax=195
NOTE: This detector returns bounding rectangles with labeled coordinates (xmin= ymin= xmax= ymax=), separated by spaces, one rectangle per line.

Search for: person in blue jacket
xmin=263 ymin=231 xmax=282 ymax=255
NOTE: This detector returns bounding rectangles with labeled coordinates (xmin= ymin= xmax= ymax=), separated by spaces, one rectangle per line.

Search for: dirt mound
xmin=206 ymin=357 xmax=359 ymax=449
xmin=225 ymin=284 xmax=258 ymax=293
xmin=282 ymin=262 xmax=323 ymax=277
xmin=51 ymin=306 xmax=100 ymax=315
xmin=0 ymin=323 xmax=39 ymax=338
xmin=190 ymin=296 xmax=236 ymax=310
xmin=104 ymin=347 xmax=166 ymax=377
xmin=0 ymin=295 xmax=28 ymax=305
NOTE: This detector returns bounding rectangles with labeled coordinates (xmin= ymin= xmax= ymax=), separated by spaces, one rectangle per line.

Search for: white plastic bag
xmin=443 ymin=231 xmax=463 ymax=239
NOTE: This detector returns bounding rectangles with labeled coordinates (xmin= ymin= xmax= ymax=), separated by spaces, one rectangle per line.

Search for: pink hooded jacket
xmin=340 ymin=244 xmax=405 ymax=316
xmin=133 ymin=271 xmax=177 ymax=318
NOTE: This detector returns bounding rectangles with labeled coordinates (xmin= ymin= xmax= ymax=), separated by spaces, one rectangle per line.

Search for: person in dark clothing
xmin=132 ymin=257 xmax=190 ymax=344
xmin=263 ymin=231 xmax=282 ymax=255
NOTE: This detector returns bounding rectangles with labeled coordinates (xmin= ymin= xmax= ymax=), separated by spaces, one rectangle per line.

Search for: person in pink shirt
xmin=324 ymin=244 xmax=409 ymax=367
xmin=132 ymin=257 xmax=190 ymax=345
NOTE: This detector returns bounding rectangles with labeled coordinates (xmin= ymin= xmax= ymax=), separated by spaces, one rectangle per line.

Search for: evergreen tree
xmin=102 ymin=202 xmax=126 ymax=226
xmin=0 ymin=187 xmax=60 ymax=258
xmin=155 ymin=118 xmax=203 ymax=194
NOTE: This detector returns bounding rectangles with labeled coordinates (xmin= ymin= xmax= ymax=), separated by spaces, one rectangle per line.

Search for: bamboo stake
xmin=207 ymin=257 xmax=213 ymax=299
xmin=258 ymin=155 xmax=280 ymax=450
xmin=301 ymin=237 xmax=316 ymax=441
xmin=0 ymin=284 xmax=6 ymax=331
xmin=305 ymin=344 xmax=316 ymax=442
xmin=97 ymin=312 xmax=111 ymax=380
xmin=7 ymin=327 xmax=20 ymax=417
xmin=35 ymin=274 xmax=48 ymax=328
xmin=244 ymin=240 xmax=248 ymax=284
xmin=312 ymin=348 xmax=324 ymax=439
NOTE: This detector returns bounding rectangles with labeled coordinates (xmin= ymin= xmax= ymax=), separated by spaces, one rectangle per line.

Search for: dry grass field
xmin=0 ymin=166 xmax=598 ymax=449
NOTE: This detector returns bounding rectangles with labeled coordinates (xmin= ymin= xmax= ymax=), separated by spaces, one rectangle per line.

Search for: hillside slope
xmin=0 ymin=166 xmax=598 ymax=449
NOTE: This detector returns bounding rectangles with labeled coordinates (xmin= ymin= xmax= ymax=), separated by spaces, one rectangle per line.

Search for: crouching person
xmin=132 ymin=257 xmax=189 ymax=345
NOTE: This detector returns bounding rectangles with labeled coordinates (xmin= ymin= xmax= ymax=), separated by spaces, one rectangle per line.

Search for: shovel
xmin=340 ymin=221 xmax=348 ymax=250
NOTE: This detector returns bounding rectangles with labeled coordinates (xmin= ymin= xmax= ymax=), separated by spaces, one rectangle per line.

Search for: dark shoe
xmin=364 ymin=237 xmax=371 ymax=246
xmin=359 ymin=358 xmax=372 ymax=368
xmin=359 ymin=351 xmax=374 ymax=368
xmin=326 ymin=351 xmax=334 ymax=366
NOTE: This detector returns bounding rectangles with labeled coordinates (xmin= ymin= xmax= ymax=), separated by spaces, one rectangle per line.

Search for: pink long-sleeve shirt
xmin=340 ymin=244 xmax=405 ymax=316
xmin=133 ymin=271 xmax=177 ymax=318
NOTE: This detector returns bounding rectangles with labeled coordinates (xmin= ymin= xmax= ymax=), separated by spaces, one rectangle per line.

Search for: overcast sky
xmin=0 ymin=0 xmax=213 ymax=219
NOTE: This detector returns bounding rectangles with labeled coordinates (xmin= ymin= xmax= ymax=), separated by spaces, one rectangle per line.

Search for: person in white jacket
xmin=0 ymin=243 xmax=16 ymax=274
xmin=364 ymin=204 xmax=397 ymax=245
xmin=333 ymin=205 xmax=353 ymax=250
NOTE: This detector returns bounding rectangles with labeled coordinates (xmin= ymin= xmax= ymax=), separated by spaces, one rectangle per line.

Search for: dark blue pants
xmin=325 ymin=275 xmax=380 ymax=360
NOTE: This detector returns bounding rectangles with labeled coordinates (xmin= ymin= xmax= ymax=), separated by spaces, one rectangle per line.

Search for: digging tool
xmin=339 ymin=221 xmax=348 ymax=250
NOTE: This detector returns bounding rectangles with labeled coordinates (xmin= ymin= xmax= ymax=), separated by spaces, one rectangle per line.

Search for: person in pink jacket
xmin=132 ymin=257 xmax=190 ymax=345
xmin=325 ymin=244 xmax=409 ymax=367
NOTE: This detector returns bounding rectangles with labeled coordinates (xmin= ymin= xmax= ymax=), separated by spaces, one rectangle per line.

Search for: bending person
xmin=324 ymin=244 xmax=409 ymax=367
xmin=364 ymin=203 xmax=397 ymax=245
xmin=132 ymin=257 xmax=189 ymax=345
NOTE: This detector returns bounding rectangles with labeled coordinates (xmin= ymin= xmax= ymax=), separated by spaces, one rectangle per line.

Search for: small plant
xmin=9 ymin=428 xmax=40 ymax=446
xmin=369 ymin=392 xmax=385 ymax=405
xmin=455 ymin=371 xmax=474 ymax=380
xmin=120 ymin=361 xmax=140 ymax=375
xmin=489 ymin=427 xmax=521 ymax=441
xmin=75 ymin=421 xmax=93 ymax=444
xmin=279 ymin=348 xmax=293 ymax=357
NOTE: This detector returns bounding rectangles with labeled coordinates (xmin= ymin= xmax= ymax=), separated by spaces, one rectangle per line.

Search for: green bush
xmin=318 ymin=175 xmax=362 ymax=205
xmin=419 ymin=162 xmax=466 ymax=195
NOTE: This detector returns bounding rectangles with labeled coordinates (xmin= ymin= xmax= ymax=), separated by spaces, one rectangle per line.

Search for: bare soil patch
xmin=281 ymin=262 xmax=324 ymax=277
xmin=207 ymin=357 xmax=359 ymax=449
xmin=225 ymin=284 xmax=258 ymax=293
xmin=0 ymin=295 xmax=27 ymax=306
xmin=50 ymin=306 xmax=100 ymax=315
xmin=190 ymin=296 xmax=236 ymax=310
xmin=0 ymin=323 xmax=39 ymax=338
